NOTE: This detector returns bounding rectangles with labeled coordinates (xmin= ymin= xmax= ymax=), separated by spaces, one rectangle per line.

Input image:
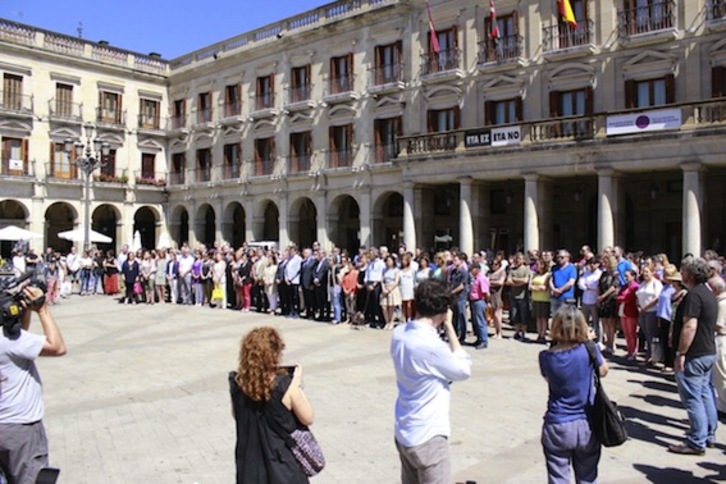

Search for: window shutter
xmin=452 ymin=25 xmax=459 ymax=49
xmin=453 ymin=106 xmax=461 ymax=129
xmin=375 ymin=47 xmax=381 ymax=84
xmin=512 ymin=10 xmax=520 ymax=35
xmin=624 ymin=80 xmax=636 ymax=109
xmin=49 ymin=142 xmax=55 ymax=176
xmin=714 ymin=67 xmax=725 ymax=98
xmin=484 ymin=101 xmax=493 ymax=126
xmin=584 ymin=86 xmax=594 ymax=114
xmin=348 ymin=53 xmax=354 ymax=77
xmin=328 ymin=126 xmax=336 ymax=168
xmin=665 ymin=74 xmax=675 ymax=104
xmin=256 ymin=78 xmax=261 ymax=99
xmin=427 ymin=31 xmax=432 ymax=54
xmin=117 ymin=94 xmax=123 ymax=123
xmin=549 ymin=91 xmax=561 ymax=117
xmin=270 ymin=74 xmax=275 ymax=102
xmin=427 ymin=110 xmax=434 ymax=132
xmin=515 ymin=97 xmax=523 ymax=122
xmin=22 ymin=138 xmax=28 ymax=173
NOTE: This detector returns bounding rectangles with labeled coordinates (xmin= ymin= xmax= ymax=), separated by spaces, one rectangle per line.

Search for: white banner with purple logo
xmin=606 ymin=108 xmax=682 ymax=136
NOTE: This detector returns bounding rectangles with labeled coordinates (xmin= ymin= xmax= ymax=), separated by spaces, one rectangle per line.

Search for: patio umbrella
xmin=131 ymin=230 xmax=142 ymax=251
xmin=0 ymin=225 xmax=43 ymax=241
xmin=58 ymin=228 xmax=112 ymax=244
xmin=158 ymin=232 xmax=173 ymax=249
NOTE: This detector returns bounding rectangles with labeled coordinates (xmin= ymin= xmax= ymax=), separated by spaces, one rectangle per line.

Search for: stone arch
xmin=259 ymin=199 xmax=279 ymax=242
xmin=195 ymin=203 xmax=216 ymax=246
xmin=223 ymin=201 xmax=246 ymax=249
xmin=372 ymin=191 xmax=403 ymax=249
xmin=328 ymin=194 xmax=360 ymax=255
xmin=45 ymin=202 xmax=78 ymax=252
xmin=170 ymin=204 xmax=190 ymax=247
xmin=289 ymin=196 xmax=317 ymax=249
xmin=92 ymin=203 xmax=121 ymax=251
xmin=133 ymin=206 xmax=161 ymax=250
xmin=0 ymin=199 xmax=31 ymax=257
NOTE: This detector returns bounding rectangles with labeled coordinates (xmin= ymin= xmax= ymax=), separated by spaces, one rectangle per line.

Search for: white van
xmin=246 ymin=241 xmax=278 ymax=252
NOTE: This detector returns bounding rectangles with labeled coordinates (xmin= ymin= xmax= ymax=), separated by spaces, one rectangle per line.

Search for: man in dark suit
xmin=313 ymin=250 xmax=330 ymax=321
xmin=300 ymin=248 xmax=316 ymax=319
xmin=276 ymin=247 xmax=290 ymax=315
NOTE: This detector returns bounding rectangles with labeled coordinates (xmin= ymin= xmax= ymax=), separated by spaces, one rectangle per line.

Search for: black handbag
xmin=585 ymin=342 xmax=628 ymax=447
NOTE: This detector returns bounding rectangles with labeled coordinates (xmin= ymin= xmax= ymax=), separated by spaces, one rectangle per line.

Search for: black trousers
xmin=278 ymin=282 xmax=290 ymax=315
xmin=302 ymin=286 xmax=315 ymax=318
xmin=314 ymin=284 xmax=329 ymax=320
xmin=289 ymin=284 xmax=301 ymax=316
xmin=364 ymin=283 xmax=383 ymax=327
xmin=252 ymin=283 xmax=267 ymax=312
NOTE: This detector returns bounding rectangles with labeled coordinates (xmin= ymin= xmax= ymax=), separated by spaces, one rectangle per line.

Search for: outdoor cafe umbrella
xmin=58 ymin=228 xmax=112 ymax=244
xmin=0 ymin=225 xmax=43 ymax=241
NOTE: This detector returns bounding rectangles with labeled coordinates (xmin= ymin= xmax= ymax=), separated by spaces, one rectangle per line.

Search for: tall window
xmin=485 ymin=98 xmax=522 ymax=125
xmin=223 ymin=143 xmax=241 ymax=179
xmin=141 ymin=153 xmax=155 ymax=179
xmin=55 ymin=83 xmax=74 ymax=118
xmin=196 ymin=148 xmax=212 ymax=182
xmin=171 ymin=152 xmax=186 ymax=184
xmin=330 ymin=54 xmax=354 ymax=94
xmin=254 ymin=137 xmax=275 ymax=176
xmin=224 ymin=84 xmax=241 ymax=117
xmin=173 ymin=99 xmax=186 ymax=129
xmin=50 ymin=142 xmax=76 ymax=179
xmin=139 ymin=99 xmax=160 ymax=129
xmin=483 ymin=13 xmax=519 ymax=61
xmin=291 ymin=65 xmax=312 ymax=102
xmin=374 ymin=42 xmax=403 ymax=85
xmin=426 ymin=26 xmax=458 ymax=73
xmin=1 ymin=137 xmax=27 ymax=175
xmin=256 ymin=75 xmax=275 ymax=110
xmin=100 ymin=149 xmax=116 ymax=178
xmin=623 ymin=0 xmax=674 ymax=35
xmin=427 ymin=107 xmax=460 ymax=132
xmin=714 ymin=66 xmax=726 ymax=98
xmin=329 ymin=124 xmax=354 ymax=168
xmin=289 ymin=131 xmax=312 ymax=173
xmin=2 ymin=74 xmax=23 ymax=111
xmin=99 ymin=91 xmax=122 ymax=124
xmin=549 ymin=88 xmax=593 ymax=137
xmin=556 ymin=0 xmax=589 ymax=48
xmin=711 ymin=0 xmax=726 ymax=19
xmin=625 ymin=75 xmax=674 ymax=108
xmin=373 ymin=117 xmax=402 ymax=163
xmin=197 ymin=92 xmax=212 ymax=123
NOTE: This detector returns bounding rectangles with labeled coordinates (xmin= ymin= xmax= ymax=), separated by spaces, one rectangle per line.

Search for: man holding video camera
xmin=0 ymin=285 xmax=66 ymax=484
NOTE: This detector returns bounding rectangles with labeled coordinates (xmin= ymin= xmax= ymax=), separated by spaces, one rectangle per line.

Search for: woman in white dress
xmin=380 ymin=255 xmax=401 ymax=330
xmin=399 ymin=253 xmax=416 ymax=322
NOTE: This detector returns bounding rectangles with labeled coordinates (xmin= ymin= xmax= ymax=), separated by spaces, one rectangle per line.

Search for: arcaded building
xmin=1 ymin=0 xmax=726 ymax=260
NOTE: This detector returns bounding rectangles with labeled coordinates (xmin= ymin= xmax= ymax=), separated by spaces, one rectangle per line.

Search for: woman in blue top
xmin=539 ymin=305 xmax=608 ymax=484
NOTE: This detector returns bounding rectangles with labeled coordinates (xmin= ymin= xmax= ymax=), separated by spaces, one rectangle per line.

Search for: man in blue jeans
xmin=669 ymin=256 xmax=719 ymax=455
xmin=469 ymin=262 xmax=490 ymax=349
xmin=549 ymin=249 xmax=577 ymax=315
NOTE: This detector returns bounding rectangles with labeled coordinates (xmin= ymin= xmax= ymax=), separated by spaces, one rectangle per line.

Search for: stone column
xmin=597 ymin=169 xmax=616 ymax=252
xmin=278 ymin=195 xmax=290 ymax=249
xmin=459 ymin=177 xmax=474 ymax=256
xmin=358 ymin=189 xmax=372 ymax=247
xmin=315 ymin=193 xmax=329 ymax=250
xmin=214 ymin=198 xmax=224 ymax=245
xmin=523 ymin=174 xmax=540 ymax=252
xmin=682 ymin=164 xmax=704 ymax=257
xmin=243 ymin=198 xmax=255 ymax=242
xmin=403 ymin=182 xmax=416 ymax=251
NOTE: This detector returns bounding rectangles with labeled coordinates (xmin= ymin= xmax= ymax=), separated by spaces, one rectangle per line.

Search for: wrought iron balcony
xmin=220 ymin=163 xmax=243 ymax=180
xmin=48 ymin=99 xmax=82 ymax=122
xmin=168 ymin=170 xmax=186 ymax=186
xmin=0 ymin=91 xmax=33 ymax=116
xmin=138 ymin=113 xmax=161 ymax=130
xmin=45 ymin=162 xmax=79 ymax=181
xmin=94 ymin=169 xmax=129 ymax=185
xmin=287 ymin=154 xmax=311 ymax=174
xmin=374 ymin=142 xmax=399 ymax=163
xmin=420 ymin=48 xmax=461 ymax=76
xmin=255 ymin=93 xmax=274 ymax=111
xmin=478 ymin=35 xmax=523 ymax=64
xmin=192 ymin=166 xmax=212 ymax=183
xmin=1 ymin=158 xmax=31 ymax=177
xmin=194 ymin=108 xmax=214 ymax=126
xmin=328 ymin=149 xmax=353 ymax=168
xmin=618 ymin=0 xmax=675 ymax=38
xmin=252 ymin=159 xmax=275 ymax=177
xmin=133 ymin=170 xmax=167 ymax=188
xmin=168 ymin=115 xmax=187 ymax=131
xmin=289 ymin=85 xmax=313 ymax=104
xmin=543 ymin=19 xmax=594 ymax=52
xmin=95 ymin=107 xmax=125 ymax=127
xmin=221 ymin=101 xmax=243 ymax=119
xmin=371 ymin=63 xmax=404 ymax=86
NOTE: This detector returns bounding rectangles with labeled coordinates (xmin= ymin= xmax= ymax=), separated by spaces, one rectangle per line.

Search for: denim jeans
xmin=329 ymin=285 xmax=342 ymax=322
xmin=180 ymin=273 xmax=192 ymax=304
xmin=80 ymin=268 xmax=91 ymax=294
xmin=453 ymin=298 xmax=468 ymax=343
xmin=675 ymin=353 xmax=718 ymax=449
xmin=550 ymin=298 xmax=565 ymax=316
xmin=470 ymin=299 xmax=488 ymax=345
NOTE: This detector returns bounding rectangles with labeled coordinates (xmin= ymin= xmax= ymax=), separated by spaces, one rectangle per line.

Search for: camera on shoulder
xmin=0 ymin=271 xmax=47 ymax=336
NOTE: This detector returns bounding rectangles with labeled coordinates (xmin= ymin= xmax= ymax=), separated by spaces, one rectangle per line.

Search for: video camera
xmin=0 ymin=271 xmax=46 ymax=336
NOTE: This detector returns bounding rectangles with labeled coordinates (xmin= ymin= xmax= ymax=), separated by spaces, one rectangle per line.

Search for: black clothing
xmin=229 ymin=372 xmax=308 ymax=484
xmin=598 ymin=270 xmax=619 ymax=318
xmin=674 ymin=283 xmax=717 ymax=358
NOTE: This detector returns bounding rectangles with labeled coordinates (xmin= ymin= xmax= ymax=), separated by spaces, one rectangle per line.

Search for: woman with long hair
xmin=540 ymin=306 xmax=608 ymax=484
xmin=103 ymin=250 xmax=119 ymax=296
xmin=230 ymin=327 xmax=313 ymax=483
xmin=617 ymin=269 xmax=640 ymax=360
xmin=597 ymin=255 xmax=620 ymax=355
xmin=155 ymin=248 xmax=168 ymax=304
xmin=530 ymin=258 xmax=551 ymax=343
xmin=636 ymin=265 xmax=663 ymax=366
xmin=264 ymin=252 xmax=279 ymax=314
xmin=399 ymin=253 xmax=416 ymax=323
xmin=381 ymin=255 xmax=401 ymax=330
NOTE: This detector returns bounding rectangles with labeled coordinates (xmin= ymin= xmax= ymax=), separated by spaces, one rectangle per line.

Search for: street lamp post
xmin=64 ymin=124 xmax=110 ymax=252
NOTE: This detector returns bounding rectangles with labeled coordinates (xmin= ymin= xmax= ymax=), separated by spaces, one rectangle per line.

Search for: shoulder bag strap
xmin=263 ymin=403 xmax=297 ymax=449
xmin=584 ymin=341 xmax=602 ymax=389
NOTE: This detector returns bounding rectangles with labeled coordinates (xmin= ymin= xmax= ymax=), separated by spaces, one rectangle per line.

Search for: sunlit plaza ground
xmin=33 ymin=296 xmax=726 ymax=483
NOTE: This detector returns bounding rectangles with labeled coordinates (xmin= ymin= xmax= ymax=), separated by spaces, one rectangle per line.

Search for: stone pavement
xmin=29 ymin=296 xmax=726 ymax=483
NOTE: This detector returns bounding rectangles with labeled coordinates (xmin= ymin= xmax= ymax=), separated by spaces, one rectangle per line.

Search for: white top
xmin=0 ymin=330 xmax=46 ymax=423
xmin=399 ymin=267 xmax=415 ymax=301
xmin=178 ymin=254 xmax=195 ymax=276
xmin=577 ymin=268 xmax=602 ymax=305
xmin=365 ymin=258 xmax=386 ymax=283
xmin=636 ymin=278 xmax=663 ymax=313
xmin=11 ymin=255 xmax=25 ymax=274
xmin=391 ymin=321 xmax=471 ymax=447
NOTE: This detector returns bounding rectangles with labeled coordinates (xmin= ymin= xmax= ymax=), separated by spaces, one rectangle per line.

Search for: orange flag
xmin=559 ymin=0 xmax=577 ymax=28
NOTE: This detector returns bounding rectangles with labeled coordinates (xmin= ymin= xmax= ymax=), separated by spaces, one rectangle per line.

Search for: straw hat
xmin=664 ymin=264 xmax=682 ymax=282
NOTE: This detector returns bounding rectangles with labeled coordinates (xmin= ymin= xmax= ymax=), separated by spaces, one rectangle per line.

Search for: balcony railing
xmin=543 ymin=19 xmax=594 ymax=52
xmin=45 ymin=162 xmax=79 ymax=181
xmin=192 ymin=166 xmax=212 ymax=183
xmin=405 ymin=132 xmax=458 ymax=155
xmin=329 ymin=75 xmax=355 ymax=94
xmin=138 ymin=113 xmax=161 ymax=130
xmin=169 ymin=115 xmax=187 ymax=131
xmin=328 ymin=149 xmax=353 ymax=168
xmin=478 ymin=35 xmax=523 ymax=64
xmin=94 ymin=169 xmax=128 ymax=184
xmin=370 ymin=63 xmax=404 ymax=86
xmin=711 ymin=0 xmax=726 ymax=19
xmin=133 ymin=170 xmax=167 ymax=187
xmin=255 ymin=93 xmax=274 ymax=111
xmin=95 ymin=107 xmax=125 ymax=127
xmin=374 ymin=142 xmax=399 ymax=163
xmin=195 ymin=108 xmax=213 ymax=125
xmin=618 ymin=0 xmax=675 ymax=37
xmin=222 ymin=101 xmax=243 ymax=118
xmin=252 ymin=159 xmax=275 ymax=177
xmin=287 ymin=154 xmax=311 ymax=174
xmin=49 ymin=99 xmax=82 ymax=121
xmin=220 ymin=163 xmax=242 ymax=180
xmin=289 ymin=85 xmax=312 ymax=104
xmin=2 ymin=158 xmax=31 ymax=177
xmin=420 ymin=48 xmax=461 ymax=76
xmin=0 ymin=91 xmax=33 ymax=114
xmin=530 ymin=117 xmax=595 ymax=142
xmin=694 ymin=98 xmax=726 ymax=124
xmin=168 ymin=171 xmax=186 ymax=186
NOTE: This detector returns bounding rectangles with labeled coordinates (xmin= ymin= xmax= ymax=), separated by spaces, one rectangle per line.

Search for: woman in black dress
xmin=229 ymin=327 xmax=313 ymax=484
xmin=597 ymin=255 xmax=620 ymax=355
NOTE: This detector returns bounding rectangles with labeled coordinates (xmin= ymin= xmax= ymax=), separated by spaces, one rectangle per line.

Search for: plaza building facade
xmin=2 ymin=0 xmax=726 ymax=260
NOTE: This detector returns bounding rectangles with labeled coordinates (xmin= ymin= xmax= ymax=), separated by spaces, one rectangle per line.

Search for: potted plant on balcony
xmin=94 ymin=173 xmax=129 ymax=184
xmin=135 ymin=176 xmax=166 ymax=187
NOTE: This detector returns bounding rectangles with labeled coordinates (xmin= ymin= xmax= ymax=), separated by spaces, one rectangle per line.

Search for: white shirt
xmin=636 ymin=278 xmax=663 ymax=313
xmin=365 ymin=258 xmax=386 ymax=283
xmin=0 ymin=330 xmax=46 ymax=423
xmin=390 ymin=321 xmax=471 ymax=447
xmin=178 ymin=254 xmax=194 ymax=276
xmin=577 ymin=268 xmax=602 ymax=306
xmin=11 ymin=255 xmax=25 ymax=274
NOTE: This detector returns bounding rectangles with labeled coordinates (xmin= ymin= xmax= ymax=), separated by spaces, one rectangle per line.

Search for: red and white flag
xmin=489 ymin=0 xmax=500 ymax=42
xmin=426 ymin=2 xmax=440 ymax=54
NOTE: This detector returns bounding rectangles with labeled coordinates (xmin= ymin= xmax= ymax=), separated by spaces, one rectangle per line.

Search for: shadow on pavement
xmin=618 ymin=405 xmax=686 ymax=448
xmin=633 ymin=464 xmax=714 ymax=483
xmin=631 ymin=393 xmax=683 ymax=410
xmin=698 ymin=461 xmax=726 ymax=481
xmin=627 ymin=378 xmax=679 ymax=394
